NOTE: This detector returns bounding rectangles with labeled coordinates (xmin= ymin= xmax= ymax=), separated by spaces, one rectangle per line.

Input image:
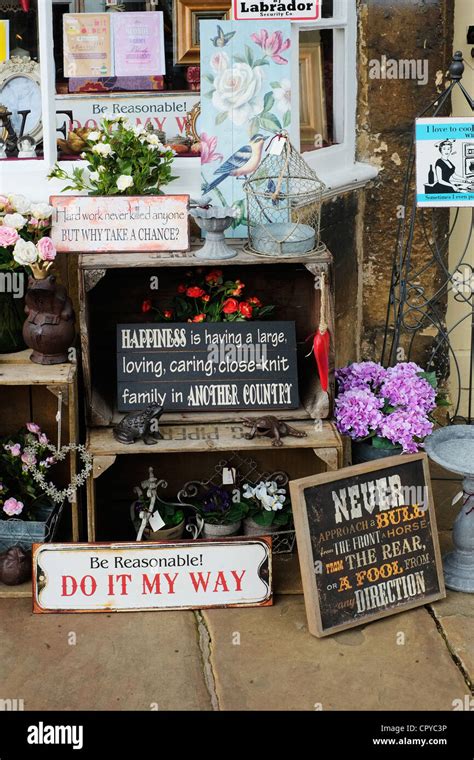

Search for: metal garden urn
xmin=425 ymin=425 xmax=474 ymax=593
xmin=190 ymin=205 xmax=238 ymax=260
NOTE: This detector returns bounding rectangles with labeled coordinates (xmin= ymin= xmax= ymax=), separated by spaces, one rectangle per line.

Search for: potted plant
xmin=194 ymin=485 xmax=246 ymax=538
xmin=241 ymin=479 xmax=293 ymax=536
xmin=131 ymin=467 xmax=185 ymax=541
xmin=0 ymin=424 xmax=58 ymax=553
xmin=141 ymin=267 xmax=275 ymax=323
xmin=334 ymin=361 xmax=448 ymax=463
xmin=0 ymin=195 xmax=56 ymax=353
xmin=48 ymin=117 xmax=177 ymax=197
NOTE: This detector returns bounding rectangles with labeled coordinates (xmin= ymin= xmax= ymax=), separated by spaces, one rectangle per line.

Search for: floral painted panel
xmin=200 ymin=20 xmax=296 ymax=237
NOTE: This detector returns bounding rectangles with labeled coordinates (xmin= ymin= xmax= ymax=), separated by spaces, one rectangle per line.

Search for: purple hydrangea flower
xmin=334 ymin=389 xmax=384 ymax=439
xmin=336 ymin=361 xmax=387 ymax=392
xmin=379 ymin=409 xmax=434 ymax=453
xmin=334 ymin=361 xmax=438 ymax=449
xmin=381 ymin=367 xmax=436 ymax=414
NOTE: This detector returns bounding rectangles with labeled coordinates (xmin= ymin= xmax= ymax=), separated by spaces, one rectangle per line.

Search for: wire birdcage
xmin=243 ymin=132 xmax=326 ymax=257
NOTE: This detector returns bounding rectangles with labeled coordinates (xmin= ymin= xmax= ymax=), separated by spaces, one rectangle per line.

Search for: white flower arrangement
xmin=48 ymin=117 xmax=176 ymax=196
xmin=242 ymin=480 xmax=287 ymax=512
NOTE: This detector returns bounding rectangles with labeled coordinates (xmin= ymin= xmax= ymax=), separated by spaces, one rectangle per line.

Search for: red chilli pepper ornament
xmin=19 ymin=1 xmax=30 ymax=11
xmin=313 ymin=272 xmax=330 ymax=392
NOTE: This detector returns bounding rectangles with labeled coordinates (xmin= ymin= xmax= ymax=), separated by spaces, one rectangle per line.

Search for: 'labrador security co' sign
xmin=33 ymin=539 xmax=272 ymax=613
xmin=234 ymin=0 xmax=319 ymax=20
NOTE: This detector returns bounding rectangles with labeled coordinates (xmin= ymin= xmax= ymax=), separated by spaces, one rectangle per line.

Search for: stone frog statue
xmin=113 ymin=404 xmax=164 ymax=445
xmin=23 ymin=275 xmax=75 ymax=365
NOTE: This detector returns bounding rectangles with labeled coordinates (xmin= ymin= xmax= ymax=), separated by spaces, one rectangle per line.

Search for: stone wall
xmin=328 ymin=0 xmax=454 ymax=371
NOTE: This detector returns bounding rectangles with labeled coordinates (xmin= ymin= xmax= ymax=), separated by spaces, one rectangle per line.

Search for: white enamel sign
xmin=33 ymin=540 xmax=272 ymax=613
xmin=55 ymin=92 xmax=199 ymax=137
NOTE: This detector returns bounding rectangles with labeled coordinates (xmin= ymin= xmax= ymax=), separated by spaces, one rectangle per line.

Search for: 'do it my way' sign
xmin=33 ymin=539 xmax=272 ymax=613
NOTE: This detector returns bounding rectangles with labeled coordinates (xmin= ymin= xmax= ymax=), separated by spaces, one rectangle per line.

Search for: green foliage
xmin=48 ymin=117 xmax=177 ymax=196
xmin=0 ymin=426 xmax=53 ymax=521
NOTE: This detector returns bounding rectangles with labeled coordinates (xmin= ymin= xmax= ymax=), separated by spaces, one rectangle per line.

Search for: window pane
xmin=0 ymin=1 xmax=42 ymax=157
xmin=299 ymin=28 xmax=335 ymax=153
xmin=321 ymin=0 xmax=333 ymax=18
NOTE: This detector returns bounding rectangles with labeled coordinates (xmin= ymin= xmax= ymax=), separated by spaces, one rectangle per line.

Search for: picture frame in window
xmin=0 ymin=55 xmax=42 ymax=144
xmin=299 ymin=42 xmax=327 ymax=149
xmin=174 ymin=0 xmax=231 ymax=65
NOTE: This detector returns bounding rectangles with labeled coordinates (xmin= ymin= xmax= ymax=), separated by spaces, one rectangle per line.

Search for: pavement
xmin=0 ymin=464 xmax=472 ymax=711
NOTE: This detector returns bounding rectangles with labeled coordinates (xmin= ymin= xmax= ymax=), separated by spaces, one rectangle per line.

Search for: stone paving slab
xmin=203 ymin=596 xmax=467 ymax=710
xmin=0 ymin=600 xmax=211 ymax=711
xmin=430 ymin=531 xmax=474 ymax=688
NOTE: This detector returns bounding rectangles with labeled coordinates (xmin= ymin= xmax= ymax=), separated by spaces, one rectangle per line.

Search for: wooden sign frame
xmin=289 ymin=453 xmax=445 ymax=637
xmin=32 ymin=537 xmax=272 ymax=614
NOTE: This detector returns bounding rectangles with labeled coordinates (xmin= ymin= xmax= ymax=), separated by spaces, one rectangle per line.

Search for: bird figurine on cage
xmin=243 ymin=132 xmax=326 ymax=258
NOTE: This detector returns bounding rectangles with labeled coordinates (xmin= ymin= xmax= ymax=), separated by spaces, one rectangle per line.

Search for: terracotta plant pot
xmin=22 ymin=275 xmax=75 ymax=365
xmin=243 ymin=516 xmax=280 ymax=536
xmin=146 ymin=520 xmax=185 ymax=541
xmin=352 ymin=440 xmax=402 ymax=465
xmin=202 ymin=520 xmax=241 ymax=538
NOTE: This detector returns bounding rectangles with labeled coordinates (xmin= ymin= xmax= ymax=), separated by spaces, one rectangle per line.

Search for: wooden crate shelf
xmin=86 ymin=419 xmax=343 ymax=542
xmin=78 ymin=245 xmax=333 ymax=270
xmin=0 ymin=350 xmax=80 ymax=598
xmin=79 ymin=249 xmax=335 ymax=427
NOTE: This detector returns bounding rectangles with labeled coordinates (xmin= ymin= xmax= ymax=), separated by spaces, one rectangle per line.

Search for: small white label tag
xmin=149 ymin=510 xmax=166 ymax=531
xmin=222 ymin=467 xmax=236 ymax=485
xmin=269 ymin=135 xmax=285 ymax=156
xmin=452 ymin=491 xmax=464 ymax=506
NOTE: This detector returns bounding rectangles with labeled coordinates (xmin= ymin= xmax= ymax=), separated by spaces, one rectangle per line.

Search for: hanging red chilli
xmin=19 ymin=0 xmax=30 ymax=11
xmin=313 ymin=272 xmax=330 ymax=392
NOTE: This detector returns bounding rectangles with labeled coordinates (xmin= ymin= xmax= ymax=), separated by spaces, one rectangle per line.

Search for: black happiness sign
xmin=290 ymin=454 xmax=445 ymax=637
xmin=116 ymin=321 xmax=299 ymax=411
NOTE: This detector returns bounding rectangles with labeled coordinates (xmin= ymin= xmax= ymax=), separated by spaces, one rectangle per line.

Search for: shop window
xmin=1 ymin=0 xmax=377 ymax=201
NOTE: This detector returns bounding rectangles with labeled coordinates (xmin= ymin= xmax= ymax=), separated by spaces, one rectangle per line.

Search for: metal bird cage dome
xmin=243 ymin=132 xmax=326 ymax=257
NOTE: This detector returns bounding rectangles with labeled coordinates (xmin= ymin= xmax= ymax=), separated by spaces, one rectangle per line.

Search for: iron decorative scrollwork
xmin=382 ymin=52 xmax=474 ymax=424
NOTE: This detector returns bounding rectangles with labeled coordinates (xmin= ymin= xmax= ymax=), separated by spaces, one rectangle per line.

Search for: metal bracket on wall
xmin=84 ymin=269 xmax=107 ymax=293
xmin=46 ymin=385 xmax=69 ymax=405
xmin=93 ymin=455 xmax=117 ymax=479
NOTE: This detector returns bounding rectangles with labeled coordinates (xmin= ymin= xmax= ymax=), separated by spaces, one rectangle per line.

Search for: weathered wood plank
xmin=88 ymin=420 xmax=341 ymax=457
xmin=0 ymin=358 xmax=75 ymax=385
xmin=78 ymin=246 xmax=333 ymax=270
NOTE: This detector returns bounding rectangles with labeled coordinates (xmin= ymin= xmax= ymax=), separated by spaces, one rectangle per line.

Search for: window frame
xmin=1 ymin=0 xmax=378 ymax=200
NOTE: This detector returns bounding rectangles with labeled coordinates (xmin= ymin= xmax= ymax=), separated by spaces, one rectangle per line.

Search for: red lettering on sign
xmin=61 ymin=576 xmax=77 ymax=596
xmin=142 ymin=574 xmax=161 ymax=595
xmin=189 ymin=572 xmax=211 ymax=592
xmin=230 ymin=570 xmax=246 ymax=591
xmin=213 ymin=571 xmax=229 ymax=593
xmin=164 ymin=573 xmax=178 ymax=594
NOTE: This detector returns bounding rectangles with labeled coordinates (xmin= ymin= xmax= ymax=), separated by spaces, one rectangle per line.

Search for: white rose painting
xmin=200 ymin=21 xmax=296 ymax=237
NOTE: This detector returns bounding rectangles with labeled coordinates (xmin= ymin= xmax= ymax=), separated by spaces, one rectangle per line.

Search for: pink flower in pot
xmin=0 ymin=225 xmax=20 ymax=247
xmin=36 ymin=237 xmax=57 ymax=262
xmin=3 ymin=498 xmax=24 ymax=517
